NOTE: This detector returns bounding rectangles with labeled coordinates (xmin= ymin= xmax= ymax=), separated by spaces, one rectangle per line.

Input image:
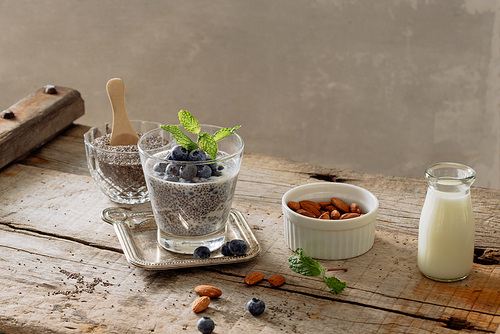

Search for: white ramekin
xmin=282 ymin=182 xmax=379 ymax=260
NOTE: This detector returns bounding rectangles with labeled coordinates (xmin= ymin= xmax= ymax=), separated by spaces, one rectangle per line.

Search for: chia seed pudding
xmin=144 ymin=150 xmax=239 ymax=237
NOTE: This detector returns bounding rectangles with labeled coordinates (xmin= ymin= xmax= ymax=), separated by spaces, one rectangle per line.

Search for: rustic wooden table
xmin=1 ymin=124 xmax=499 ymax=334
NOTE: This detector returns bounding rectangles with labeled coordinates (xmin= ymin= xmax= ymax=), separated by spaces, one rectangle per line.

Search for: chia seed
xmin=144 ymin=150 xmax=239 ymax=236
xmin=89 ymin=134 xmax=167 ymax=202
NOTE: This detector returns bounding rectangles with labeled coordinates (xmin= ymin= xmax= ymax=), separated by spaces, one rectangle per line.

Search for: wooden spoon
xmin=106 ymin=78 xmax=140 ymax=146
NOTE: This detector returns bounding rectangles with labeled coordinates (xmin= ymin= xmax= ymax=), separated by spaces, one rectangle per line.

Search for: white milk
xmin=417 ymin=185 xmax=475 ymax=281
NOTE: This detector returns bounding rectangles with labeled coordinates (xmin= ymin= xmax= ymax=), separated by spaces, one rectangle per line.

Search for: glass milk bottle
xmin=418 ymin=162 xmax=476 ymax=282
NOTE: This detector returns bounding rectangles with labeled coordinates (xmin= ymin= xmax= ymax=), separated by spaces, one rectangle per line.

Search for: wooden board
xmin=1 ymin=125 xmax=499 ymax=333
xmin=0 ymin=86 xmax=84 ymax=170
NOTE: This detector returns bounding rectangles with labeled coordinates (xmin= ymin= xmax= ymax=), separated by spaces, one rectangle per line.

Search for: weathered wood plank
xmin=17 ymin=124 xmax=500 ymax=247
xmin=1 ymin=224 xmax=493 ymax=334
xmin=0 ymin=87 xmax=84 ymax=170
xmin=1 ymin=125 xmax=499 ymax=333
xmin=1 ymin=163 xmax=499 ymax=333
xmin=6 ymin=151 xmax=500 ymax=249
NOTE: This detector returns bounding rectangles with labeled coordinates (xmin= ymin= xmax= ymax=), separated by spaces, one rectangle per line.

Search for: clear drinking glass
xmin=138 ymin=124 xmax=244 ymax=254
xmin=417 ymin=162 xmax=476 ymax=282
xmin=84 ymin=120 xmax=163 ymax=204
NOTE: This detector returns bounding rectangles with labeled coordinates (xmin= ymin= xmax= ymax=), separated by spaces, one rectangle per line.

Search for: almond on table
xmin=245 ymin=272 xmax=265 ymax=285
xmin=268 ymin=274 xmax=286 ymax=287
xmin=192 ymin=296 xmax=211 ymax=313
xmin=194 ymin=285 xmax=222 ymax=298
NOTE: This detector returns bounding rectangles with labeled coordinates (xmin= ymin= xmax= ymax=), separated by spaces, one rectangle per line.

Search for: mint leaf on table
xmin=288 ymin=248 xmax=323 ymax=276
xmin=212 ymin=126 xmax=241 ymax=142
xmin=178 ymin=110 xmax=201 ymax=135
xmin=161 ymin=125 xmax=199 ymax=151
xmin=198 ymin=132 xmax=218 ymax=160
xmin=288 ymin=247 xmax=346 ymax=294
xmin=324 ymin=276 xmax=347 ymax=294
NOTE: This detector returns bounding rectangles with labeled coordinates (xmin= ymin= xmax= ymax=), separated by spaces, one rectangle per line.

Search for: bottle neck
xmin=425 ymin=162 xmax=476 ymax=194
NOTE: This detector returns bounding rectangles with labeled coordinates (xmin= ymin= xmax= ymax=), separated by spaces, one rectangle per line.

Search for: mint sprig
xmin=179 ymin=110 xmax=200 ymax=135
xmin=161 ymin=124 xmax=199 ymax=151
xmin=288 ymin=248 xmax=347 ymax=294
xmin=161 ymin=110 xmax=240 ymax=160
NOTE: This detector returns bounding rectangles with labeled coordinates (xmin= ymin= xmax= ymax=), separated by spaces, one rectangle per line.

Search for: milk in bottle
xmin=417 ymin=163 xmax=476 ymax=282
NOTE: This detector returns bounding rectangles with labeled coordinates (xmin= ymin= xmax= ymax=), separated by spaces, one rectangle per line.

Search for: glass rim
xmin=137 ymin=123 xmax=245 ymax=164
xmin=425 ymin=162 xmax=476 ymax=182
xmin=83 ymin=120 xmax=162 ymax=154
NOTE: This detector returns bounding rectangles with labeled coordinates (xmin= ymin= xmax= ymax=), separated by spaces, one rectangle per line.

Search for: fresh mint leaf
xmin=288 ymin=248 xmax=322 ymax=276
xmin=199 ymin=132 xmax=218 ymax=160
xmin=212 ymin=126 xmax=241 ymax=142
xmin=324 ymin=276 xmax=346 ymax=294
xmin=288 ymin=247 xmax=346 ymax=294
xmin=161 ymin=125 xmax=198 ymax=151
xmin=161 ymin=110 xmax=240 ymax=156
xmin=178 ymin=110 xmax=200 ymax=135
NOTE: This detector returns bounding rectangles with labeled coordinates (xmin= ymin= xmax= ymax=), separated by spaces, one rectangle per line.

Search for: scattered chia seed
xmin=52 ymin=269 xmax=111 ymax=296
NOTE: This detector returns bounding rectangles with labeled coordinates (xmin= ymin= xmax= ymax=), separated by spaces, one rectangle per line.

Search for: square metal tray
xmin=101 ymin=207 xmax=260 ymax=270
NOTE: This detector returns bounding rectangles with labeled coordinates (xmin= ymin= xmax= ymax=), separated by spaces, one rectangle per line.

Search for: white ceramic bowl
xmin=282 ymin=182 xmax=379 ymax=260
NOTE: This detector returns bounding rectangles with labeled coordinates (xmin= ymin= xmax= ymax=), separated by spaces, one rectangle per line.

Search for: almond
xmin=192 ymin=296 xmax=210 ymax=313
xmin=318 ymin=212 xmax=330 ymax=219
xmin=340 ymin=212 xmax=360 ymax=219
xmin=318 ymin=201 xmax=332 ymax=208
xmin=350 ymin=203 xmax=361 ymax=214
xmin=244 ymin=272 xmax=265 ymax=285
xmin=268 ymin=274 xmax=286 ymax=287
xmin=296 ymin=209 xmax=316 ymax=218
xmin=194 ymin=285 xmax=222 ymax=298
xmin=299 ymin=200 xmax=321 ymax=211
xmin=299 ymin=202 xmax=321 ymax=217
xmin=331 ymin=198 xmax=350 ymax=212
xmin=324 ymin=205 xmax=335 ymax=212
xmin=287 ymin=201 xmax=301 ymax=211
xmin=330 ymin=210 xmax=341 ymax=220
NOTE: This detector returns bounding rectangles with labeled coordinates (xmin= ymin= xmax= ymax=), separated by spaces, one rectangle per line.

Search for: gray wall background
xmin=1 ymin=0 xmax=499 ymax=189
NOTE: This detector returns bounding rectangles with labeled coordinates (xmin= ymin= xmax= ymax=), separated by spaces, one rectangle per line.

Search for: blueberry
xmin=188 ymin=149 xmax=207 ymax=161
xmin=221 ymin=242 xmax=233 ymax=256
xmin=229 ymin=239 xmax=248 ymax=256
xmin=197 ymin=316 xmax=215 ymax=334
xmin=166 ymin=163 xmax=180 ymax=176
xmin=153 ymin=162 xmax=168 ymax=173
xmin=197 ymin=165 xmax=212 ymax=178
xmin=180 ymin=164 xmax=197 ymax=180
xmin=208 ymin=161 xmax=224 ymax=173
xmin=247 ymin=298 xmax=265 ymax=315
xmin=164 ymin=175 xmax=179 ymax=182
xmin=171 ymin=145 xmax=189 ymax=161
xmin=193 ymin=246 xmax=211 ymax=259
xmin=209 ymin=162 xmax=224 ymax=177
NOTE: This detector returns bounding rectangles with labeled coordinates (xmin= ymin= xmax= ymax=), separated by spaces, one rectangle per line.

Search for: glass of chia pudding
xmin=84 ymin=120 xmax=165 ymax=204
xmin=138 ymin=124 xmax=244 ymax=254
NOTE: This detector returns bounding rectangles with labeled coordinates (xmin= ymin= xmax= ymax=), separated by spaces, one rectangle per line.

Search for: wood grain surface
xmin=0 ymin=87 xmax=84 ymax=171
xmin=0 ymin=125 xmax=499 ymax=333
